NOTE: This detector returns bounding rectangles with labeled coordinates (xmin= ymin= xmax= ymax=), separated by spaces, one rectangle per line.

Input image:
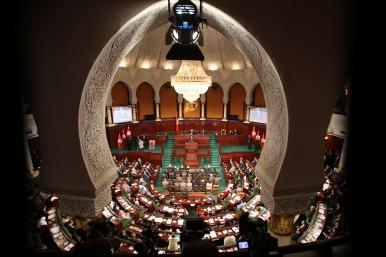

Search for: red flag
xmin=117 ymin=133 xmax=123 ymax=149
xmin=176 ymin=113 xmax=180 ymax=132
xmin=256 ymin=128 xmax=261 ymax=144
xmin=126 ymin=125 xmax=131 ymax=139
xmin=261 ymin=132 xmax=265 ymax=147
xmin=251 ymin=126 xmax=256 ymax=140
xmin=121 ymin=129 xmax=126 ymax=140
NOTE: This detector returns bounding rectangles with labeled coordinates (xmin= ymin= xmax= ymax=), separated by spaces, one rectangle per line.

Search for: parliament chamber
xmin=18 ymin=0 xmax=358 ymax=256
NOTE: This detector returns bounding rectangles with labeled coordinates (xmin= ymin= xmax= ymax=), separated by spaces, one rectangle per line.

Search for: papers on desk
xmin=225 ymin=213 xmax=233 ymax=220
xmin=48 ymin=213 xmax=56 ymax=220
xmin=232 ymin=227 xmax=239 ymax=233
xmin=155 ymin=217 xmax=164 ymax=223
xmin=47 ymin=209 xmax=55 ymax=215
xmin=178 ymin=219 xmax=184 ymax=226
xmin=50 ymin=226 xmax=60 ymax=234
xmin=166 ymin=218 xmax=172 ymax=225
xmin=102 ymin=209 xmax=113 ymax=219
xmin=210 ymin=231 xmax=217 ymax=238
xmin=208 ymin=218 xmax=214 ymax=224
xmin=64 ymin=243 xmax=74 ymax=251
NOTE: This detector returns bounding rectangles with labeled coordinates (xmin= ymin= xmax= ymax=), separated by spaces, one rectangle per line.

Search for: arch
xmin=79 ymin=0 xmax=288 ymax=214
xmin=229 ymin=83 xmax=246 ymax=121
xmin=252 ymin=83 xmax=266 ymax=107
xmin=111 ymin=81 xmax=130 ymax=106
xmin=136 ymin=82 xmax=155 ymax=121
xmin=206 ymin=83 xmax=224 ymax=119
xmin=159 ymin=82 xmax=178 ymax=118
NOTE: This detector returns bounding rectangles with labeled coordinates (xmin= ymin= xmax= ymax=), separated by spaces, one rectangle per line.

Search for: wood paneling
xmin=183 ymin=99 xmax=201 ymax=118
xmin=206 ymin=83 xmax=224 ymax=119
xmin=229 ymin=83 xmax=246 ymax=121
xmin=253 ymin=83 xmax=266 ymax=107
xmin=160 ymin=83 xmax=178 ymax=118
xmin=111 ymin=81 xmax=130 ymax=106
xmin=136 ymin=82 xmax=154 ymax=120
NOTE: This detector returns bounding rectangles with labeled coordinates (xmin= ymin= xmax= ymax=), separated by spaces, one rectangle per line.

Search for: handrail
xmin=55 ymin=209 xmax=77 ymax=244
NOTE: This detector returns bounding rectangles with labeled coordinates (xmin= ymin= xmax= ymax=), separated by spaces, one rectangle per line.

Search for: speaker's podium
xmin=185 ymin=141 xmax=198 ymax=168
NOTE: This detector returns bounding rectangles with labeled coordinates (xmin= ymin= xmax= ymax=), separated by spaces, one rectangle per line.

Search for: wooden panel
xmin=111 ymin=81 xmax=130 ymax=106
xmin=206 ymin=83 xmax=223 ymax=119
xmin=229 ymin=83 xmax=246 ymax=121
xmin=253 ymin=83 xmax=266 ymax=107
xmin=183 ymin=99 xmax=201 ymax=118
xmin=136 ymin=82 xmax=154 ymax=120
xmin=160 ymin=83 xmax=177 ymax=118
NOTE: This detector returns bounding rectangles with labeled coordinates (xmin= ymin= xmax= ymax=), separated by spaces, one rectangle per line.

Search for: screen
xmin=238 ymin=241 xmax=249 ymax=249
xmin=112 ymin=106 xmax=133 ymax=123
xmin=249 ymin=107 xmax=267 ymax=123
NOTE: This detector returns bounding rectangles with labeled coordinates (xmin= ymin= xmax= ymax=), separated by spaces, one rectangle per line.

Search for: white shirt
xmin=224 ymin=235 xmax=236 ymax=247
xmin=167 ymin=235 xmax=179 ymax=251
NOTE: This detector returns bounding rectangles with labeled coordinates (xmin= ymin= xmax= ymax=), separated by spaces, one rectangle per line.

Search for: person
xmin=167 ymin=232 xmax=180 ymax=251
xmin=138 ymin=136 xmax=144 ymax=151
xmin=181 ymin=239 xmax=219 ymax=257
xmin=248 ymin=134 xmax=252 ymax=149
xmin=223 ymin=234 xmax=237 ymax=247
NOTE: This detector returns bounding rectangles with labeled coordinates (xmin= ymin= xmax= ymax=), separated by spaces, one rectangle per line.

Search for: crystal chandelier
xmin=171 ymin=60 xmax=212 ymax=103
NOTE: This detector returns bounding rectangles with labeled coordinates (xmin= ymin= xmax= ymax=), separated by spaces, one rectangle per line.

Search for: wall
xmin=229 ymin=83 xmax=246 ymax=120
xmin=159 ymin=83 xmax=177 ymax=118
xmin=111 ymin=81 xmax=130 ymax=106
xmin=136 ymin=82 xmax=154 ymax=120
xmin=206 ymin=83 xmax=224 ymax=119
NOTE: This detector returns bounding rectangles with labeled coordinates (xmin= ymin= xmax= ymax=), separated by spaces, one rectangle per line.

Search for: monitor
xmin=249 ymin=107 xmax=267 ymax=123
xmin=112 ymin=106 xmax=133 ymax=123
xmin=238 ymin=241 xmax=249 ymax=249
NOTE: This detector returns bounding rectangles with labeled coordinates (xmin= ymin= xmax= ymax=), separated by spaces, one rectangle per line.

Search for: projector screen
xmin=249 ymin=107 xmax=267 ymax=123
xmin=112 ymin=106 xmax=133 ymax=123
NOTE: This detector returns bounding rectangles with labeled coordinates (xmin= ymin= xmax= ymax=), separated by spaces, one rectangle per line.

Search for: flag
xmin=176 ymin=113 xmax=180 ymax=132
xmin=117 ymin=133 xmax=123 ymax=149
xmin=121 ymin=129 xmax=126 ymax=140
xmin=261 ymin=132 xmax=265 ymax=147
xmin=126 ymin=125 xmax=131 ymax=139
xmin=251 ymin=126 xmax=256 ymax=140
xmin=256 ymin=128 xmax=261 ymax=144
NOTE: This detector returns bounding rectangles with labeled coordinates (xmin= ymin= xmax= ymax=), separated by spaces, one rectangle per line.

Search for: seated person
xmin=162 ymin=179 xmax=169 ymax=190
xmin=167 ymin=232 xmax=180 ymax=251
xmin=223 ymin=234 xmax=236 ymax=248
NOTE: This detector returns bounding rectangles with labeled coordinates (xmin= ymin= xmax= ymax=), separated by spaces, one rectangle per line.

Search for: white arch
xmin=79 ymin=0 xmax=288 ymax=213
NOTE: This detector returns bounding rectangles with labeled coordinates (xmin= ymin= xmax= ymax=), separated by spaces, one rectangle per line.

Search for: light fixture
xmin=171 ymin=60 xmax=212 ymax=103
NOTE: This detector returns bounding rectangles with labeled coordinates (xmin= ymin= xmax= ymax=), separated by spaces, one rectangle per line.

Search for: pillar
xmin=222 ymin=103 xmax=228 ymax=121
xmin=244 ymin=105 xmax=250 ymax=123
xmin=132 ymin=104 xmax=139 ymax=123
xmin=178 ymin=94 xmax=184 ymax=120
xmin=269 ymin=214 xmax=295 ymax=235
xmin=106 ymin=106 xmax=112 ymax=124
xmin=155 ymin=102 xmax=161 ymax=121
xmin=200 ymin=94 xmax=206 ymax=120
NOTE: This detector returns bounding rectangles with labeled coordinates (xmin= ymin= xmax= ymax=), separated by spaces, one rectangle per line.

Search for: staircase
xmin=162 ymin=133 xmax=174 ymax=169
xmin=209 ymin=133 xmax=221 ymax=169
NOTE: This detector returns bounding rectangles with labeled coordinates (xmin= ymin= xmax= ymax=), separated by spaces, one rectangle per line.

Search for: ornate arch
xmin=79 ymin=0 xmax=288 ymax=213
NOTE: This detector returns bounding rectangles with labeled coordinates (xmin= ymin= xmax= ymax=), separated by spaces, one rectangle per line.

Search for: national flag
xmin=117 ymin=133 xmax=123 ymax=149
xmin=121 ymin=129 xmax=126 ymax=140
xmin=256 ymin=128 xmax=261 ymax=144
xmin=126 ymin=125 xmax=131 ymax=139
xmin=251 ymin=126 xmax=256 ymax=140
xmin=176 ymin=113 xmax=180 ymax=132
xmin=261 ymin=133 xmax=265 ymax=147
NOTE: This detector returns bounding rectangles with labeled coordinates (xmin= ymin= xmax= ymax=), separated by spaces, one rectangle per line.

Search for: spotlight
xmin=166 ymin=0 xmax=207 ymax=60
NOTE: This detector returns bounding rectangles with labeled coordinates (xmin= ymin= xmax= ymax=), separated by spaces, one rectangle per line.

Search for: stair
xmin=209 ymin=133 xmax=221 ymax=169
xmin=162 ymin=133 xmax=174 ymax=169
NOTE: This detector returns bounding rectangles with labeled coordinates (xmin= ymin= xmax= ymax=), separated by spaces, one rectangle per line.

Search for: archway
xmin=159 ymin=83 xmax=178 ymax=119
xmin=206 ymin=83 xmax=224 ymax=119
xmin=79 ymin=0 xmax=288 ymax=214
xmin=229 ymin=83 xmax=246 ymax=121
xmin=136 ymin=82 xmax=155 ymax=121
xmin=111 ymin=81 xmax=130 ymax=106
xmin=252 ymin=83 xmax=266 ymax=107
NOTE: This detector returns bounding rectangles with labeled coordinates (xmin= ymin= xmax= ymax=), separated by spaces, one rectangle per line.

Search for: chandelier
xmin=171 ymin=60 xmax=212 ymax=103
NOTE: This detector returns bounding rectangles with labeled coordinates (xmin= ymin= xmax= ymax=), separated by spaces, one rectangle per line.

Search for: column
xmin=269 ymin=214 xmax=295 ymax=235
xmin=106 ymin=106 xmax=112 ymax=124
xmin=222 ymin=103 xmax=228 ymax=121
xmin=178 ymin=94 xmax=184 ymax=120
xmin=155 ymin=103 xmax=161 ymax=121
xmin=244 ymin=105 xmax=250 ymax=123
xmin=200 ymin=94 xmax=206 ymax=120
xmin=132 ymin=105 xmax=139 ymax=123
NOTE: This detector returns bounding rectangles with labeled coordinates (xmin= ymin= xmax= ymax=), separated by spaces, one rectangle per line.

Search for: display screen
xmin=112 ymin=106 xmax=133 ymax=123
xmin=238 ymin=241 xmax=249 ymax=249
xmin=249 ymin=107 xmax=267 ymax=123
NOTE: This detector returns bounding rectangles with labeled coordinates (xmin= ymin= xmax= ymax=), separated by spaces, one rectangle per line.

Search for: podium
xmin=185 ymin=141 xmax=198 ymax=167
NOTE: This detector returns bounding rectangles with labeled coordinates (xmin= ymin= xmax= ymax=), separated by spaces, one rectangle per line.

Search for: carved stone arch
xmin=79 ymin=0 xmax=288 ymax=214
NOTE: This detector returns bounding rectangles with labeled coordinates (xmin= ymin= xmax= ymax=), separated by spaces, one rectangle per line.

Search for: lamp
xmin=171 ymin=60 xmax=212 ymax=102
